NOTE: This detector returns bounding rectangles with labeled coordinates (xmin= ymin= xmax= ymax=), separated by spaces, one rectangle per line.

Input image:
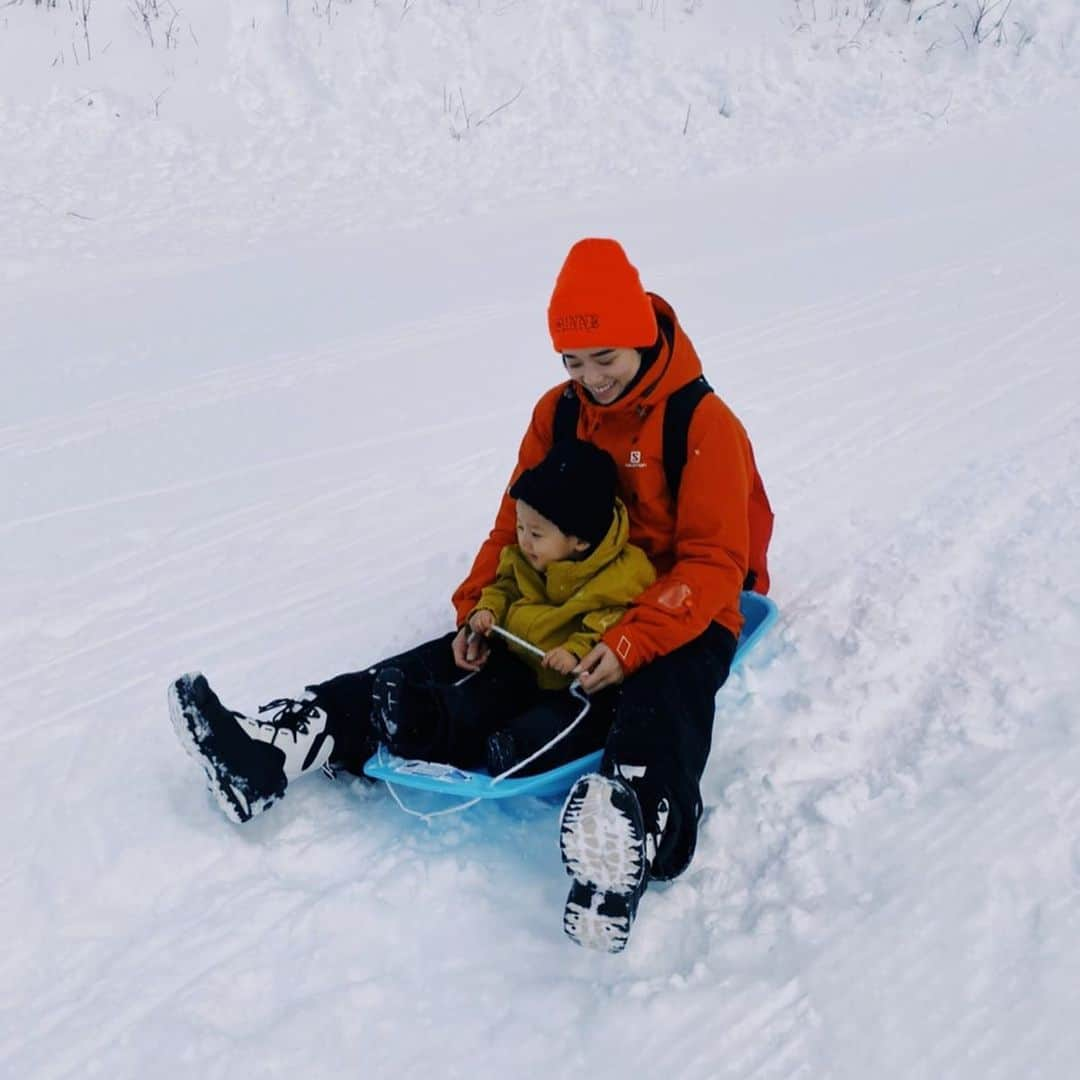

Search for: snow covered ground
xmin=3 ymin=2 xmax=1080 ymax=1077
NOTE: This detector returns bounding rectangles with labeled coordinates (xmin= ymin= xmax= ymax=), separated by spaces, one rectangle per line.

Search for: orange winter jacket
xmin=452 ymin=294 xmax=773 ymax=675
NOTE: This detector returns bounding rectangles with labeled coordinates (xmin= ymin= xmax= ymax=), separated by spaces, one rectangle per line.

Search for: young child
xmin=371 ymin=439 xmax=655 ymax=777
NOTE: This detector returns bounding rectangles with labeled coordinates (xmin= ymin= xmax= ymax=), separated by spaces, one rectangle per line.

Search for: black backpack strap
xmin=555 ymin=374 xmax=711 ymax=500
xmin=662 ymin=376 xmax=712 ymax=498
xmin=552 ymin=383 xmax=581 ymax=444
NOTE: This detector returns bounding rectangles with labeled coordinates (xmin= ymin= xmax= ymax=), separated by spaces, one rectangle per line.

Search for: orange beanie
xmin=547 ymin=238 xmax=658 ymax=352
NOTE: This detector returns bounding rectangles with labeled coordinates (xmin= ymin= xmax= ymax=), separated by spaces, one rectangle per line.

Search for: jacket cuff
xmin=601 ymin=627 xmax=649 ymax=676
xmin=474 ymin=591 xmax=509 ymax=624
xmin=562 ymin=638 xmax=593 ymax=662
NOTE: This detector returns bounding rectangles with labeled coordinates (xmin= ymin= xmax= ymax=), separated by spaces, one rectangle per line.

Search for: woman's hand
xmin=452 ymin=625 xmax=490 ymax=672
xmin=573 ymin=642 xmax=625 ymax=693
xmin=542 ymin=647 xmax=578 ymax=675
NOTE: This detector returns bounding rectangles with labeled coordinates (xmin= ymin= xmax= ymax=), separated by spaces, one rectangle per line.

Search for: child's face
xmin=515 ymin=501 xmax=589 ymax=572
xmin=562 ymin=346 xmax=642 ymax=406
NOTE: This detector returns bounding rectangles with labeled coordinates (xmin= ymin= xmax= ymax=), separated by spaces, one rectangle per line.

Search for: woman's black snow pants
xmin=309 ymin=621 xmax=737 ymax=882
xmin=599 ymin=622 xmax=737 ymax=880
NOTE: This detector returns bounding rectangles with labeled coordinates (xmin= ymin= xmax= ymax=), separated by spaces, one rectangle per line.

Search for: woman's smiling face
xmin=562 ymin=346 xmax=642 ymax=405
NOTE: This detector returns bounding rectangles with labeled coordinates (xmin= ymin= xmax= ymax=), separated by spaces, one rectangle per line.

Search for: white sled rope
xmin=376 ymin=625 xmax=593 ymax=823
xmin=365 ymin=593 xmax=779 ymax=822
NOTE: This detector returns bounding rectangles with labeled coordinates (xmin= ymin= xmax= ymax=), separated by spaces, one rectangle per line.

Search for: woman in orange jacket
xmin=452 ymin=238 xmax=773 ymax=950
xmin=166 ymin=238 xmax=772 ymax=955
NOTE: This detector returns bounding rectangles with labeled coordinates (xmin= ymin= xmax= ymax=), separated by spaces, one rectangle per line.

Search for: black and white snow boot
xmin=560 ymin=772 xmax=652 ymax=954
xmin=168 ymin=672 xmax=335 ymax=824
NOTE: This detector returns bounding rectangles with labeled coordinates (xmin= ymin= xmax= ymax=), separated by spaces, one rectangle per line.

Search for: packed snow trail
xmin=3 ymin=105 xmax=1080 ymax=1079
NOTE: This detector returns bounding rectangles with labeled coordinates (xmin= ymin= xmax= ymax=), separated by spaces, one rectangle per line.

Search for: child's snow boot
xmin=371 ymin=666 xmax=446 ymax=757
xmin=371 ymin=666 xmax=407 ymax=743
xmin=168 ymin=672 xmax=335 ymax=824
xmin=559 ymin=772 xmax=669 ymax=953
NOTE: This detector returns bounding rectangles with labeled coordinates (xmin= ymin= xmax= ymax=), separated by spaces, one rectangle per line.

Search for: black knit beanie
xmin=509 ymin=440 xmax=617 ymax=548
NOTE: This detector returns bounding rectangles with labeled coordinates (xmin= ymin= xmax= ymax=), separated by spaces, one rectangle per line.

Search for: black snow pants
xmin=309 ymin=633 xmax=617 ymax=777
xmin=600 ymin=622 xmax=738 ymax=880
xmin=311 ymin=621 xmax=737 ymax=882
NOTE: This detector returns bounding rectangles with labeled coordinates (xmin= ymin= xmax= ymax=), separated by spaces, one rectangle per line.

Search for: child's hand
xmin=542 ymin=647 xmax=578 ymax=675
xmin=468 ymin=609 xmax=496 ymax=636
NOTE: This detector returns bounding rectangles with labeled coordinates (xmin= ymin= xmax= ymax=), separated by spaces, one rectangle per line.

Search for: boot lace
xmin=256 ymin=696 xmax=323 ymax=743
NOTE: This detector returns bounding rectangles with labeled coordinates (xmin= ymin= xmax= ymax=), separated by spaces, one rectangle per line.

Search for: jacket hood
xmin=535 ymin=497 xmax=631 ymax=598
xmin=570 ymin=293 xmax=703 ymax=418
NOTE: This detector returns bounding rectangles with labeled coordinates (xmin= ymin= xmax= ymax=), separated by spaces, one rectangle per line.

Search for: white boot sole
xmin=560 ymin=775 xmax=646 ymax=953
xmin=563 ymin=893 xmax=631 ymax=954
xmin=560 ymin=775 xmax=646 ymax=893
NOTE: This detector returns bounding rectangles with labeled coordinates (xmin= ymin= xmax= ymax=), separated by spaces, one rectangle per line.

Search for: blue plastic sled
xmin=363 ymin=592 xmax=778 ymax=802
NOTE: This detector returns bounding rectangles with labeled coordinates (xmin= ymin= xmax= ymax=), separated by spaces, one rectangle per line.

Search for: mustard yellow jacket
xmin=473 ymin=499 xmax=656 ymax=690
